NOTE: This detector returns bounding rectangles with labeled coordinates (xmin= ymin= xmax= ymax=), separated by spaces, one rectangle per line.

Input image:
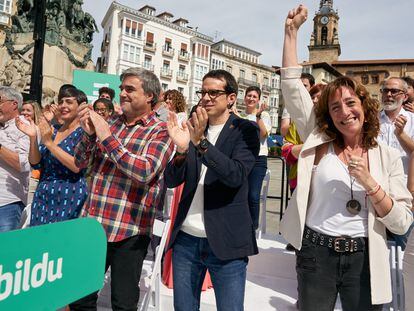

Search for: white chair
xmin=139 ymin=218 xmax=171 ymax=311
xmin=257 ymin=169 xmax=271 ymax=240
xmin=385 ymin=241 xmax=405 ymax=311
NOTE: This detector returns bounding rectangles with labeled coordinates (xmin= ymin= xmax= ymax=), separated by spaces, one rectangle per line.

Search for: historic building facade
xmin=98 ymin=3 xmax=213 ymax=108
xmin=210 ymin=40 xmax=280 ymax=132
xmin=98 ymin=3 xmax=281 ymax=131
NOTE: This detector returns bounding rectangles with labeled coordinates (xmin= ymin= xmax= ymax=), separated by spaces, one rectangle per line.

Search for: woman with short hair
xmin=16 ymin=85 xmax=88 ymax=225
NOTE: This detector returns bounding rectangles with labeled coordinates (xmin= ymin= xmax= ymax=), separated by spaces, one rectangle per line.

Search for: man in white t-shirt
xmin=378 ymin=77 xmax=414 ymax=175
xmin=378 ymin=77 xmax=414 ymax=249
xmin=165 ymin=70 xmax=260 ymax=310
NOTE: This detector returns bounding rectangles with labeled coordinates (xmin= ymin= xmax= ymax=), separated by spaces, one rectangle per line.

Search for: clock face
xmin=320 ymin=16 xmax=329 ymax=24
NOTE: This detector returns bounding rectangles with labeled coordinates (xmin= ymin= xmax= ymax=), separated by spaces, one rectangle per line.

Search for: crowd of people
xmin=0 ymin=4 xmax=413 ymax=311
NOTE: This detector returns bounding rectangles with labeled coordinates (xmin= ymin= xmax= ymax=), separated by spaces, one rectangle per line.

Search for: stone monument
xmin=0 ymin=0 xmax=98 ymax=102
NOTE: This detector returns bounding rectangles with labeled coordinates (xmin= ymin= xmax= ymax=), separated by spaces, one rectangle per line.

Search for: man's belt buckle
xmin=334 ymin=237 xmax=350 ymax=252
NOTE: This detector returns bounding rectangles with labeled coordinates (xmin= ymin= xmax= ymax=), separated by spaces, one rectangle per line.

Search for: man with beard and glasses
xmin=378 ymin=77 xmax=414 ymax=175
xmin=378 ymin=77 xmax=414 ymax=250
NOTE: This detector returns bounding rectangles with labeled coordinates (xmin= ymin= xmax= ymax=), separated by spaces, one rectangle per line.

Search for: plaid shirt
xmin=74 ymin=112 xmax=173 ymax=242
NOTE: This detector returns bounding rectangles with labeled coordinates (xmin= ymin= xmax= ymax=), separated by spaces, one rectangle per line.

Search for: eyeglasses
xmin=380 ymin=88 xmax=405 ymax=96
xmin=196 ymin=89 xmax=227 ymax=99
xmin=0 ymin=98 xmax=13 ymax=105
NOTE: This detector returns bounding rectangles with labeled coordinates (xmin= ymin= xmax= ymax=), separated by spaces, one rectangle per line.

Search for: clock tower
xmin=308 ymin=0 xmax=341 ymax=63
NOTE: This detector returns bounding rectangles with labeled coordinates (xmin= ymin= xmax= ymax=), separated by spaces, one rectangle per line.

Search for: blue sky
xmin=82 ymin=0 xmax=414 ymax=67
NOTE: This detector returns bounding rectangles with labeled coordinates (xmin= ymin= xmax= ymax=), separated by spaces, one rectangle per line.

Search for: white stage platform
xmin=97 ymin=234 xmax=344 ymax=311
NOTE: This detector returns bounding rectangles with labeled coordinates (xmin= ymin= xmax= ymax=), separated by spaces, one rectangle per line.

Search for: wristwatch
xmin=256 ymin=112 xmax=262 ymax=119
xmin=196 ymin=138 xmax=209 ymax=153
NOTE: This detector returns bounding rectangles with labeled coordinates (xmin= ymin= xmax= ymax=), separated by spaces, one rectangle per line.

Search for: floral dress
xmin=30 ymin=125 xmax=88 ymax=226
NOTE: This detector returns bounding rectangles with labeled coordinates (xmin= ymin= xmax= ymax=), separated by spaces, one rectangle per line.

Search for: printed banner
xmin=0 ymin=218 xmax=107 ymax=310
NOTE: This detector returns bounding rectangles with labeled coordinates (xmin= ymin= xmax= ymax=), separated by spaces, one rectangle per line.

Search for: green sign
xmin=73 ymin=70 xmax=121 ymax=103
xmin=0 ymin=218 xmax=107 ymax=310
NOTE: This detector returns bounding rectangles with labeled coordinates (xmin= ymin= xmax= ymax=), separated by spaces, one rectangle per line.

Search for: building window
xmin=195 ymin=65 xmax=208 ymax=80
xmin=239 ymin=69 xmax=245 ymax=79
xmin=146 ymin=32 xmax=154 ymax=47
xmin=252 ymin=73 xmax=257 ymax=83
xmin=123 ymin=18 xmax=142 ymax=38
xmin=178 ymin=87 xmax=184 ymax=94
xmin=321 ymin=26 xmax=328 ymax=45
xmin=226 ymin=65 xmax=232 ymax=73
xmin=0 ymin=0 xmax=12 ymax=13
xmin=211 ymin=58 xmax=224 ymax=70
xmin=361 ymin=75 xmax=369 ymax=85
xmin=163 ymin=60 xmax=170 ymax=71
xmin=161 ymin=83 xmax=168 ymax=91
xmin=180 ymin=43 xmax=188 ymax=57
xmin=122 ymin=43 xmax=140 ymax=64
xmin=164 ymin=38 xmax=172 ymax=51
xmin=371 ymin=75 xmax=379 ymax=84
xmin=194 ymin=86 xmax=201 ymax=101
xmin=263 ymin=77 xmax=269 ymax=87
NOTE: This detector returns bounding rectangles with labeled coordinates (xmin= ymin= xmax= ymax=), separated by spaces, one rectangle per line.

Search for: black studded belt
xmin=303 ymin=226 xmax=367 ymax=253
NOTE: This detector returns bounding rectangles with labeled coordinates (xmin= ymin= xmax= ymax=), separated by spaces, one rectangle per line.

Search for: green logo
xmin=0 ymin=218 xmax=107 ymax=310
xmin=73 ymin=70 xmax=121 ymax=103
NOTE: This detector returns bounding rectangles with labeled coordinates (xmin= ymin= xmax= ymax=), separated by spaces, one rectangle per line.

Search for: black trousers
xmin=70 ymin=234 xmax=151 ymax=311
xmin=296 ymin=238 xmax=383 ymax=311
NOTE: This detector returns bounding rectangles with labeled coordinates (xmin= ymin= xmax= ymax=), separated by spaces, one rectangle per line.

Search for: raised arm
xmin=280 ymin=5 xmax=314 ymax=141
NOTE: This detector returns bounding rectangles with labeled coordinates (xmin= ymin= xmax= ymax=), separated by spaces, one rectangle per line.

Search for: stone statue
xmin=0 ymin=53 xmax=32 ymax=92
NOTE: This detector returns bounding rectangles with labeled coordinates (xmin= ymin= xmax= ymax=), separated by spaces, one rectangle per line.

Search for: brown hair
xmin=315 ymin=76 xmax=380 ymax=149
xmin=309 ymin=83 xmax=326 ymax=98
xmin=164 ymin=89 xmax=187 ymax=113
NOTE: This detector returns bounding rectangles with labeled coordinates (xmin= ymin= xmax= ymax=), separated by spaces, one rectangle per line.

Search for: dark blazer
xmin=165 ymin=114 xmax=260 ymax=260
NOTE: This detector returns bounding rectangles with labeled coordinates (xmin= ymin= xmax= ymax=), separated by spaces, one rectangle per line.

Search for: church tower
xmin=308 ymin=0 xmax=341 ymax=63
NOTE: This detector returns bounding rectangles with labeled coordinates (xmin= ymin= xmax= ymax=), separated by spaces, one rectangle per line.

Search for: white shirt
xmin=246 ymin=111 xmax=271 ymax=156
xmin=306 ymin=143 xmax=368 ymax=237
xmin=0 ymin=117 xmax=30 ymax=206
xmin=181 ymin=123 xmax=225 ymax=237
xmin=378 ymin=108 xmax=414 ymax=175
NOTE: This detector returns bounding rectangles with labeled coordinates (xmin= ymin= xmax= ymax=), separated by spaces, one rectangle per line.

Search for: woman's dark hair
xmin=315 ymin=76 xmax=380 ymax=149
xmin=202 ymin=69 xmax=238 ymax=95
xmin=93 ymin=98 xmax=114 ymax=113
xmin=98 ymin=87 xmax=115 ymax=100
xmin=309 ymin=83 xmax=326 ymax=98
xmin=245 ymin=86 xmax=261 ymax=99
xmin=58 ymin=85 xmax=86 ymax=104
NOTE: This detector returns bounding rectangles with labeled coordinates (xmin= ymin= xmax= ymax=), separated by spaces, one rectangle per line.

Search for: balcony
xmin=176 ymin=72 xmax=189 ymax=82
xmin=178 ymin=51 xmax=190 ymax=62
xmin=162 ymin=46 xmax=175 ymax=58
xmin=238 ymin=77 xmax=260 ymax=88
xmin=144 ymin=42 xmax=157 ymax=53
xmin=160 ymin=68 xmax=173 ymax=79
xmin=141 ymin=62 xmax=154 ymax=72
xmin=262 ymin=85 xmax=272 ymax=93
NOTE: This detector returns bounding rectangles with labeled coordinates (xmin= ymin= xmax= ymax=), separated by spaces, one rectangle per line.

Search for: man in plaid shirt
xmin=70 ymin=68 xmax=173 ymax=310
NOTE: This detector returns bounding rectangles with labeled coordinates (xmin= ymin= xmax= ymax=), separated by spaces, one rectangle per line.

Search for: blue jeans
xmin=0 ymin=201 xmax=25 ymax=232
xmin=172 ymin=231 xmax=248 ymax=311
xmin=248 ymin=156 xmax=267 ymax=230
xmin=388 ymin=223 xmax=414 ymax=251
